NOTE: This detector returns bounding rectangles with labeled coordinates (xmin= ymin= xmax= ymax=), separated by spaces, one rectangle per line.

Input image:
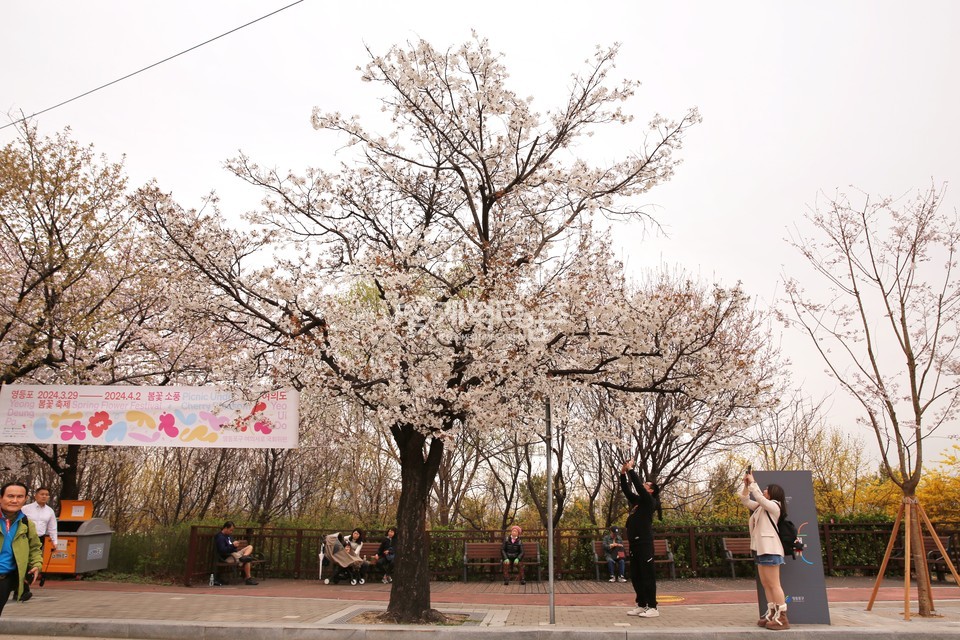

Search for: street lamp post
xmin=545 ymin=397 xmax=555 ymax=624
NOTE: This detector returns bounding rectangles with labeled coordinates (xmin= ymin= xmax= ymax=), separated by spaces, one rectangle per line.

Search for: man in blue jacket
xmin=0 ymin=481 xmax=42 ymax=616
xmin=214 ymin=521 xmax=258 ymax=585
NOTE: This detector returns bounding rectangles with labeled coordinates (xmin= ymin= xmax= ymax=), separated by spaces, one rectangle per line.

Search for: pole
xmin=545 ymin=397 xmax=555 ymax=624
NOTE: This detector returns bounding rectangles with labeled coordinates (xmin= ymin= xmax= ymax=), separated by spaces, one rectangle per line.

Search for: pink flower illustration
xmin=87 ymin=411 xmax=113 ymax=438
xmin=158 ymin=413 xmax=179 ymax=437
xmin=60 ymin=421 xmax=86 ymax=441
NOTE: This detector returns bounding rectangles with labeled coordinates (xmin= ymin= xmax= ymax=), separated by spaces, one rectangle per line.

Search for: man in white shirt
xmin=20 ymin=487 xmax=57 ymax=601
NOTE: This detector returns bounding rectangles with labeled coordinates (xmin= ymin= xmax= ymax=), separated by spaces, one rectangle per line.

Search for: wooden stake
xmin=867 ymin=501 xmax=904 ymax=611
xmin=867 ymin=497 xmax=960 ymax=620
xmin=904 ymin=500 xmax=912 ymax=621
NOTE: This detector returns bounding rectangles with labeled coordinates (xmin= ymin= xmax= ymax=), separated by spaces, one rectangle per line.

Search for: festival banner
xmin=0 ymin=385 xmax=298 ymax=449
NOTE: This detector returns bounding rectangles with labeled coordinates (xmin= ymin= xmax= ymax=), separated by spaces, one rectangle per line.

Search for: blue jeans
xmin=607 ymin=557 xmax=625 ymax=577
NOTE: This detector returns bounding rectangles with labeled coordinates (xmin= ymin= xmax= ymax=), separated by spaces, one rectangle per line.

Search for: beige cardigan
xmin=738 ymin=481 xmax=785 ymax=556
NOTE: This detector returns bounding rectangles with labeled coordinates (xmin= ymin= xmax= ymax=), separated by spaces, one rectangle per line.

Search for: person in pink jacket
xmin=739 ymin=472 xmax=790 ymax=631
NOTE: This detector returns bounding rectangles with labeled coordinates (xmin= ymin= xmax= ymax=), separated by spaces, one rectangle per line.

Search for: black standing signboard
xmin=752 ymin=470 xmax=831 ymax=625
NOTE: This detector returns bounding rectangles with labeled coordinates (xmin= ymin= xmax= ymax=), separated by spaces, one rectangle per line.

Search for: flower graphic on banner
xmin=32 ymin=416 xmax=54 ymax=440
xmin=126 ymin=410 xmax=157 ymax=430
xmin=87 ymin=411 xmax=112 ymax=437
xmin=199 ymin=411 xmax=229 ymax=431
xmin=0 ymin=385 xmax=296 ymax=448
xmin=179 ymin=424 xmax=219 ymax=443
xmin=60 ymin=420 xmax=86 ymax=441
xmin=104 ymin=421 xmax=127 ymax=442
xmin=158 ymin=413 xmax=179 ymax=438
xmin=173 ymin=410 xmax=197 ymax=425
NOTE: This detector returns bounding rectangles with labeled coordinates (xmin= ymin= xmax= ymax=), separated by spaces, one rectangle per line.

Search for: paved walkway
xmin=4 ymin=576 xmax=960 ymax=638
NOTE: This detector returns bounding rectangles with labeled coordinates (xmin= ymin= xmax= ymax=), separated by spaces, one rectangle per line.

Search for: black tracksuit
xmin=620 ymin=469 xmax=658 ymax=609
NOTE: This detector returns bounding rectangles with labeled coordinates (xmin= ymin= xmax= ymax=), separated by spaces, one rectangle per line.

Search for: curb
xmin=7 ymin=618 xmax=960 ymax=640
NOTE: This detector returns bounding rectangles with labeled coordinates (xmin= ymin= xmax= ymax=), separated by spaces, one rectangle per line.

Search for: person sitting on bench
xmin=214 ymin=521 xmax=258 ymax=585
xmin=372 ymin=527 xmax=396 ymax=583
xmin=501 ymin=525 xmax=525 ymax=585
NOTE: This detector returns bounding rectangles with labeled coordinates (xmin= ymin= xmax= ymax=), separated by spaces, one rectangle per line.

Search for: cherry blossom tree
xmin=138 ymin=36 xmax=713 ymax=622
xmin=785 ymin=183 xmax=960 ymax=616
xmin=555 ymin=273 xmax=778 ymax=522
xmin=0 ymin=121 xmax=236 ymax=500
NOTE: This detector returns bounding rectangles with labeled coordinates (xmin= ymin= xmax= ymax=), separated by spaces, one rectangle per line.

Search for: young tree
xmin=138 ymin=37 xmax=706 ymax=622
xmin=785 ymin=183 xmax=960 ymax=615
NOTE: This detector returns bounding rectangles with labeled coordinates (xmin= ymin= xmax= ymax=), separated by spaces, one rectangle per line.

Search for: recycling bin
xmin=44 ymin=500 xmax=113 ymax=574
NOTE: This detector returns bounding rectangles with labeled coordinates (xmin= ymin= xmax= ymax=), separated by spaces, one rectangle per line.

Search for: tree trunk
xmin=61 ymin=444 xmax=81 ymax=500
xmin=26 ymin=443 xmax=82 ymax=501
xmin=385 ymin=424 xmax=445 ymax=624
xmin=906 ymin=496 xmax=935 ymax=616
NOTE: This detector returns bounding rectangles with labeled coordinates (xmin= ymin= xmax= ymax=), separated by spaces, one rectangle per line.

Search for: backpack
xmin=766 ymin=511 xmax=805 ymax=558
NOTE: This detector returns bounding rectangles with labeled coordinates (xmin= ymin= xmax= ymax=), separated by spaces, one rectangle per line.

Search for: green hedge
xmin=98 ymin=519 xmax=952 ymax=582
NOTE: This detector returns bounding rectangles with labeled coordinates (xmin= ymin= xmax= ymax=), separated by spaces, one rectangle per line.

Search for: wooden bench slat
xmin=463 ymin=541 xmax=540 ymax=582
xmin=722 ymin=537 xmax=753 ymax=579
xmin=890 ymin=535 xmax=953 ymax=582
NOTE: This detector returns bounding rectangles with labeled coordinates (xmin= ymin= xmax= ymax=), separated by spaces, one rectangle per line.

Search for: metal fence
xmin=184 ymin=521 xmax=960 ymax=586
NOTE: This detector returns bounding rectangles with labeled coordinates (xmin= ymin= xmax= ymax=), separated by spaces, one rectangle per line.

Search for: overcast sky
xmin=3 ymin=0 xmax=959 ymax=462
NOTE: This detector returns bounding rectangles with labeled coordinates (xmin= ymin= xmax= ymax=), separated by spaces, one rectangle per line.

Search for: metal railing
xmin=183 ymin=522 xmax=960 ymax=586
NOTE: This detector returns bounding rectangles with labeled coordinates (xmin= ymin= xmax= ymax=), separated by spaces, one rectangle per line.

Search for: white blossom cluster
xmin=135 ymin=37 xmax=770 ymax=462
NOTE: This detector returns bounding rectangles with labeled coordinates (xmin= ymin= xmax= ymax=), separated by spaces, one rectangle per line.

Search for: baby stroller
xmin=320 ymin=532 xmax=366 ymax=585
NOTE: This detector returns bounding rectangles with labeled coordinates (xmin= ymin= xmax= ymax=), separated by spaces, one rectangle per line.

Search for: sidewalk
xmin=4 ymin=576 xmax=960 ymax=639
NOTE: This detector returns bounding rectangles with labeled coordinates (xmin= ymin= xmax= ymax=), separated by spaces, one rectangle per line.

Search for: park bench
xmin=722 ymin=537 xmax=754 ymax=578
xmin=889 ymin=535 xmax=953 ymax=583
xmin=318 ymin=542 xmax=390 ymax=584
xmin=212 ymin=545 xmax=267 ymax=585
xmin=592 ymin=539 xmax=676 ymax=580
xmin=463 ymin=541 xmax=541 ymax=582
xmin=209 ymin=532 xmax=268 ymax=585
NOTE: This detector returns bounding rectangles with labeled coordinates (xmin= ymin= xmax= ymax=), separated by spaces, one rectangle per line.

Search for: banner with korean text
xmin=0 ymin=385 xmax=298 ymax=449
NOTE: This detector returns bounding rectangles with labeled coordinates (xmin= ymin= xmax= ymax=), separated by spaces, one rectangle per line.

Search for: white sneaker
xmin=608 ymin=576 xmax=616 ymax=582
xmin=639 ymin=608 xmax=659 ymax=618
xmin=627 ymin=607 xmax=647 ymax=616
xmin=382 ymin=576 xmax=389 ymax=584
xmin=617 ymin=576 xmax=627 ymax=582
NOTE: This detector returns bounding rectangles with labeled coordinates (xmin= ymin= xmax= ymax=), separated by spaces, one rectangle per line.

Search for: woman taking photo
xmin=739 ymin=472 xmax=789 ymax=630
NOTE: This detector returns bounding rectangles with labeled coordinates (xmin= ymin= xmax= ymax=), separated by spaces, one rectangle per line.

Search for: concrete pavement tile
xmin=6 ymin=577 xmax=960 ymax=639
xmin=282 ymin=628 xmax=368 ymax=640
